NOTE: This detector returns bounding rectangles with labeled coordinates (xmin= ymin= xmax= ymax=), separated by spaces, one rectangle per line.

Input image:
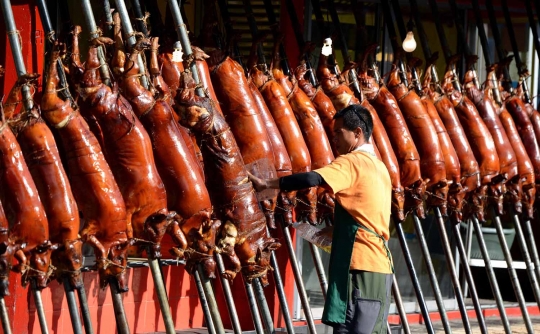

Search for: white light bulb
xmin=402 ymin=31 xmax=417 ymax=53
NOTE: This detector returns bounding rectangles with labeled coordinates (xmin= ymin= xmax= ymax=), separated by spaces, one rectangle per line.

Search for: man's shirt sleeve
xmin=313 ymin=155 xmax=353 ymax=194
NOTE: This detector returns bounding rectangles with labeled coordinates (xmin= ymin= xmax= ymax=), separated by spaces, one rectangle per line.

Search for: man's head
xmin=332 ymin=104 xmax=373 ymax=155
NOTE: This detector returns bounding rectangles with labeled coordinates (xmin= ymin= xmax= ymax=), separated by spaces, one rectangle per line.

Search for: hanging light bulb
xmin=402 ymin=31 xmax=417 ymax=52
xmin=402 ymin=18 xmax=417 ymax=53
xmin=321 ymin=38 xmax=333 ymax=56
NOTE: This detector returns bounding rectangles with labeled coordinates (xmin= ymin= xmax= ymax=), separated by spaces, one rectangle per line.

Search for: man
xmin=248 ymin=104 xmax=394 ymax=334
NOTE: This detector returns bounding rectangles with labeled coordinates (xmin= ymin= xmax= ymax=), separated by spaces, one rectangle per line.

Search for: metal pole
xmin=130 ymin=0 xmax=149 ymax=36
xmin=215 ymin=253 xmax=242 ymax=334
xmin=280 ymin=220 xmax=317 ymax=334
xmin=512 ymin=213 xmax=540 ymax=308
xmin=148 ymin=256 xmax=176 ymax=334
xmin=109 ymin=278 xmax=130 ymax=334
xmin=269 ymin=251 xmax=295 ymax=334
xmin=501 ymin=0 xmax=531 ymax=103
xmin=261 ymin=0 xmax=290 ymax=76
xmin=103 ymin=0 xmax=114 ymax=36
xmin=31 ymin=280 xmax=50 ymax=334
xmin=193 ymin=269 xmax=217 ymax=334
xmin=76 ymin=286 xmax=94 ymax=334
xmin=524 ymin=219 xmax=540 ymax=286
xmin=451 ymin=221 xmax=489 ymax=334
xmin=245 ymin=281 xmax=265 ymax=334
xmin=412 ymin=214 xmax=452 ymax=334
xmin=113 ymin=0 xmax=149 ymax=89
xmin=308 ymin=243 xmax=327 ymax=300
xmin=253 ymin=278 xmax=275 ymax=334
xmin=80 ymin=0 xmax=111 ymax=86
xmin=491 ymin=212 xmax=533 ymax=332
xmin=0 ymin=297 xmax=12 ymax=334
xmin=485 ymin=0 xmax=512 ymax=92
xmin=393 ymin=219 xmax=434 ymax=334
xmin=391 ymin=275 xmax=411 ymax=334
xmin=471 ymin=216 xmax=512 ymax=333
xmin=63 ymin=278 xmax=84 ymax=334
xmin=524 ymin=0 xmax=540 ymax=109
xmin=197 ymin=265 xmax=225 ymax=334
xmin=433 ymin=208 xmax=471 ymax=333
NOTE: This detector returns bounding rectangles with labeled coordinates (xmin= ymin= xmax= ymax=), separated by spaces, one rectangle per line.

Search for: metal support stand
xmin=245 ymin=281 xmax=265 ymax=334
xmin=280 ymin=219 xmax=317 ymax=334
xmin=215 ymin=253 xmax=242 ymax=334
xmin=451 ymin=221 xmax=488 ymax=334
xmin=512 ymin=213 xmax=540 ymax=308
xmin=269 ymin=251 xmax=295 ymax=334
xmin=412 ymin=214 xmax=452 ymax=334
xmin=193 ymin=269 xmax=217 ymax=334
xmin=0 ymin=297 xmax=12 ymax=334
xmin=491 ymin=212 xmax=533 ymax=332
xmin=434 ymin=208 xmax=471 ymax=333
xmin=109 ymin=278 xmax=130 ymax=334
xmin=308 ymin=243 xmax=327 ymax=300
xmin=76 ymin=286 xmax=94 ymax=334
xmin=148 ymin=256 xmax=176 ymax=334
xmin=31 ymin=280 xmax=49 ymax=334
xmin=392 ymin=275 xmax=410 ymax=334
xmin=63 ymin=278 xmax=83 ymax=334
xmin=394 ymin=219 xmax=434 ymax=334
xmin=253 ymin=278 xmax=275 ymax=334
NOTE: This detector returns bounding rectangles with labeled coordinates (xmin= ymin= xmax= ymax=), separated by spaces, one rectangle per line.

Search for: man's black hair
xmin=333 ymin=104 xmax=373 ymax=140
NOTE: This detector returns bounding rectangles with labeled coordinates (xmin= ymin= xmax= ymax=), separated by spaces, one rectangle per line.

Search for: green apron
xmin=321 ymin=203 xmax=393 ymax=326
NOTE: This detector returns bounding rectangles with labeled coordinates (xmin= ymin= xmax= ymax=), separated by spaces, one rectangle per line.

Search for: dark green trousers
xmin=332 ymin=270 xmax=393 ymax=334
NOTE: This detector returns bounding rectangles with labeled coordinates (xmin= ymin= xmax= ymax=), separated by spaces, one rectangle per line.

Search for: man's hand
xmin=247 ymin=172 xmax=268 ymax=192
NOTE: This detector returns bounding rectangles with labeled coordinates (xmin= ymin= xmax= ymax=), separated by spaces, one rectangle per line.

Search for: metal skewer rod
xmin=525 ymin=0 xmax=540 ymax=109
xmin=63 ymin=277 xmax=84 ymax=334
xmin=471 ymin=216 xmax=512 ymax=333
xmin=269 ymin=250 xmax=295 ymax=334
xmin=511 ymin=213 xmax=540 ymax=308
xmin=524 ymin=219 xmax=540 ymax=288
xmin=393 ymin=218 xmax=434 ymax=334
xmin=490 ymin=211 xmax=533 ymax=333
xmin=76 ymin=286 xmax=94 ymax=334
xmin=309 ymin=242 xmax=327 ymax=299
xmin=434 ymin=208 xmax=471 ymax=333
xmin=130 ymin=0 xmax=149 ymax=36
xmin=245 ymin=280 xmax=265 ymax=334
xmin=501 ymin=0 xmax=531 ymax=103
xmin=411 ymin=214 xmax=452 ymax=334
xmin=391 ymin=275 xmax=410 ymax=334
xmin=253 ymin=278 xmax=275 ymax=334
xmin=261 ymin=0 xmax=290 ymax=76
xmin=29 ymin=279 xmax=49 ymax=334
xmin=80 ymin=0 xmax=111 ymax=86
xmin=215 ymin=253 xmax=242 ymax=334
xmin=193 ymin=269 xmax=217 ymax=334
xmin=280 ymin=218 xmax=317 ymax=334
xmin=113 ymin=0 xmax=149 ymax=89
xmin=109 ymin=278 xmax=130 ymax=334
xmin=451 ymin=220 xmax=488 ymax=334
xmin=102 ymin=0 xmax=114 ymax=36
xmin=0 ymin=296 xmax=12 ymax=334
xmin=148 ymin=252 xmax=176 ymax=334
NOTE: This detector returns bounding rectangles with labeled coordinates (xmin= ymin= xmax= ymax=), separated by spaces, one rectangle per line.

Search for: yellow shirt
xmin=315 ymin=149 xmax=393 ymax=274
